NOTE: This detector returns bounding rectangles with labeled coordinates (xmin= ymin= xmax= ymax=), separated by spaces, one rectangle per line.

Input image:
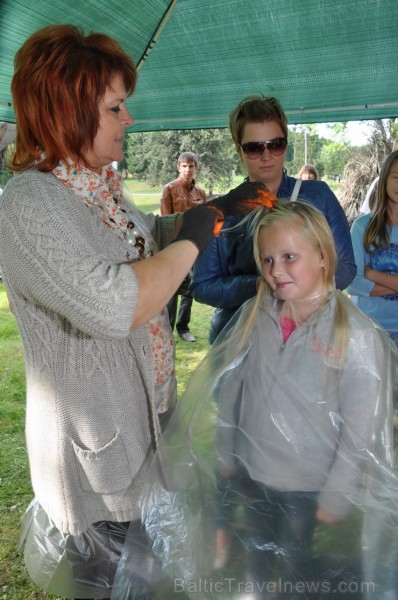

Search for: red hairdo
xmin=10 ymin=24 xmax=137 ymax=172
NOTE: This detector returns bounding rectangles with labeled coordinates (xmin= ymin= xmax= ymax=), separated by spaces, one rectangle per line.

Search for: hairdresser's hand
xmin=316 ymin=507 xmax=344 ymax=524
xmin=175 ymin=203 xmax=223 ymax=254
xmin=206 ymin=181 xmax=277 ymax=236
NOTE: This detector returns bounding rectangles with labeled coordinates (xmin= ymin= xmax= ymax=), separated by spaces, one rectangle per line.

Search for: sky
xmin=316 ymin=121 xmax=373 ymax=146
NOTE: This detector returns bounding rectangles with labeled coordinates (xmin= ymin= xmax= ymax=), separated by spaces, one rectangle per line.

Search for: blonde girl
xmin=113 ymin=200 xmax=398 ymax=599
xmin=211 ymin=200 xmax=396 ymax=595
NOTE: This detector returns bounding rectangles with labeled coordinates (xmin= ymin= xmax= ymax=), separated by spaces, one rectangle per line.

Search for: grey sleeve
xmin=318 ymin=328 xmax=393 ymax=517
xmin=0 ymin=186 xmax=137 ymax=339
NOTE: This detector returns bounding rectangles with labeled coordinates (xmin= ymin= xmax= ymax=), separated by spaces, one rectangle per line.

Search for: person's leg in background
xmin=166 ymin=293 xmax=178 ymax=331
xmin=176 ymin=292 xmax=195 ymax=342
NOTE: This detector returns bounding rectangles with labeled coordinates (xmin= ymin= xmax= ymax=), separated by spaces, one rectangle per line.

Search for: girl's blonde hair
xmin=364 ymin=151 xmax=398 ymax=252
xmin=218 ymin=201 xmax=350 ymax=370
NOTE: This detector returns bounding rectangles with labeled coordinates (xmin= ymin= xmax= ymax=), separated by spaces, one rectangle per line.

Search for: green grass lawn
xmin=0 ymin=285 xmax=49 ymax=599
xmin=124 ymin=179 xmax=163 ymax=214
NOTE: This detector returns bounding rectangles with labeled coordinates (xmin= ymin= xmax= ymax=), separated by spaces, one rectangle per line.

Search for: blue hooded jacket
xmin=191 ymin=173 xmax=356 ymax=343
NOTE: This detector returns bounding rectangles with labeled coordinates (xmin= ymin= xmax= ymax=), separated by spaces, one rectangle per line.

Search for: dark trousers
xmin=245 ymin=484 xmax=318 ymax=599
xmin=167 ymin=292 xmax=193 ymax=333
xmin=215 ymin=468 xmax=318 ymax=599
xmin=75 ymin=521 xmax=160 ymax=600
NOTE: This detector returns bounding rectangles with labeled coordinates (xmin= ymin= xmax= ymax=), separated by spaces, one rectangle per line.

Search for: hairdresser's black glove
xmin=175 ymin=203 xmax=222 ymax=254
xmin=175 ymin=181 xmax=277 ymax=250
xmin=206 ymin=181 xmax=277 ymax=235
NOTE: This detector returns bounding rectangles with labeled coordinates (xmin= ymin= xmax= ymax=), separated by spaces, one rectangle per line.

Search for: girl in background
xmin=297 ymin=163 xmax=318 ymax=180
xmin=348 ymin=150 xmax=398 ymax=345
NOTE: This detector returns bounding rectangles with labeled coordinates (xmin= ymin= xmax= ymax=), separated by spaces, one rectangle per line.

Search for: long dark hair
xmin=364 ymin=151 xmax=398 ymax=252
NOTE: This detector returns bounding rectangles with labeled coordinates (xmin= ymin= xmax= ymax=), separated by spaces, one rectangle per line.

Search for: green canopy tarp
xmin=1 ymin=0 xmax=397 ymax=131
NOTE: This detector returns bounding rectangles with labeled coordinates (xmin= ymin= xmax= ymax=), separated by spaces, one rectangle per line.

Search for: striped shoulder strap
xmin=290 ymin=178 xmax=302 ymax=201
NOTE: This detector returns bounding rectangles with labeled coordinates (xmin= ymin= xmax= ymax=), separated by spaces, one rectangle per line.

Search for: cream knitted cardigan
xmin=0 ymin=170 xmax=177 ymax=535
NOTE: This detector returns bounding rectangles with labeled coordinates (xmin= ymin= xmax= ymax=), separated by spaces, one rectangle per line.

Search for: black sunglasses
xmin=240 ymin=137 xmax=288 ymax=158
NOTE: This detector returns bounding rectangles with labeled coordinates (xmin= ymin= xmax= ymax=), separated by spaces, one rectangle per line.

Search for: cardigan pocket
xmin=72 ymin=430 xmax=135 ymax=494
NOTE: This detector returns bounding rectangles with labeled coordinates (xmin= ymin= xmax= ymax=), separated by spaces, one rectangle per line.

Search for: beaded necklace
xmin=53 ymin=161 xmax=153 ymax=258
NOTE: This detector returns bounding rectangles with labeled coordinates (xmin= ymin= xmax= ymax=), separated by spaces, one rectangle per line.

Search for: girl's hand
xmin=316 ymin=507 xmax=343 ymax=523
xmin=219 ymin=466 xmax=236 ymax=479
xmin=364 ymin=266 xmax=398 ymax=294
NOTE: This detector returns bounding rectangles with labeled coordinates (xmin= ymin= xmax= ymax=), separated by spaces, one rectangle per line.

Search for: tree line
xmin=121 ymin=121 xmax=397 ymax=197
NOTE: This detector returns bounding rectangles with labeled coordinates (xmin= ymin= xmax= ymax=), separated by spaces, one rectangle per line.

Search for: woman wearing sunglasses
xmin=191 ymin=94 xmax=356 ymax=346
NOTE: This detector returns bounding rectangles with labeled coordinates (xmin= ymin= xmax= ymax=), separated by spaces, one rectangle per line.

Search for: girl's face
xmin=239 ymin=121 xmax=287 ymax=193
xmin=386 ymin=160 xmax=398 ymax=205
xmin=259 ymin=222 xmax=325 ymax=304
xmin=302 ymin=170 xmax=316 ymax=180
xmin=84 ymin=74 xmax=133 ymax=172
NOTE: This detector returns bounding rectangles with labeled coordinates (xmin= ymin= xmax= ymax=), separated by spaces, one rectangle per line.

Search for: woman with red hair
xmin=0 ymin=24 xmax=219 ymax=599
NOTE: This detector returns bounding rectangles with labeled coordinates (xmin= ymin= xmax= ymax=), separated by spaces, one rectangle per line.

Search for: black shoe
xmin=178 ymin=331 xmax=196 ymax=342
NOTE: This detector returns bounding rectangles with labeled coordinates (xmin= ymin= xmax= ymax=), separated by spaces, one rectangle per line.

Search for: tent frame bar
xmin=136 ymin=0 xmax=179 ymax=72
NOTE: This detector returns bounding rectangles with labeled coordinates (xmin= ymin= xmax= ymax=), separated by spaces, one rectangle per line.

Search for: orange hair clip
xmin=212 ymin=187 xmax=277 ymax=237
xmin=248 ymin=188 xmax=277 ymax=209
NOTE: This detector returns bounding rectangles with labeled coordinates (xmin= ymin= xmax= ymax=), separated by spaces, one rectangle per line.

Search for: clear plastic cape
xmin=111 ymin=291 xmax=398 ymax=600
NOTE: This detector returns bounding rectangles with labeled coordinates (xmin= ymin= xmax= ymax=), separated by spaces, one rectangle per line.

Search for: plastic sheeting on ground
xmin=19 ymin=499 xmax=128 ymax=598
